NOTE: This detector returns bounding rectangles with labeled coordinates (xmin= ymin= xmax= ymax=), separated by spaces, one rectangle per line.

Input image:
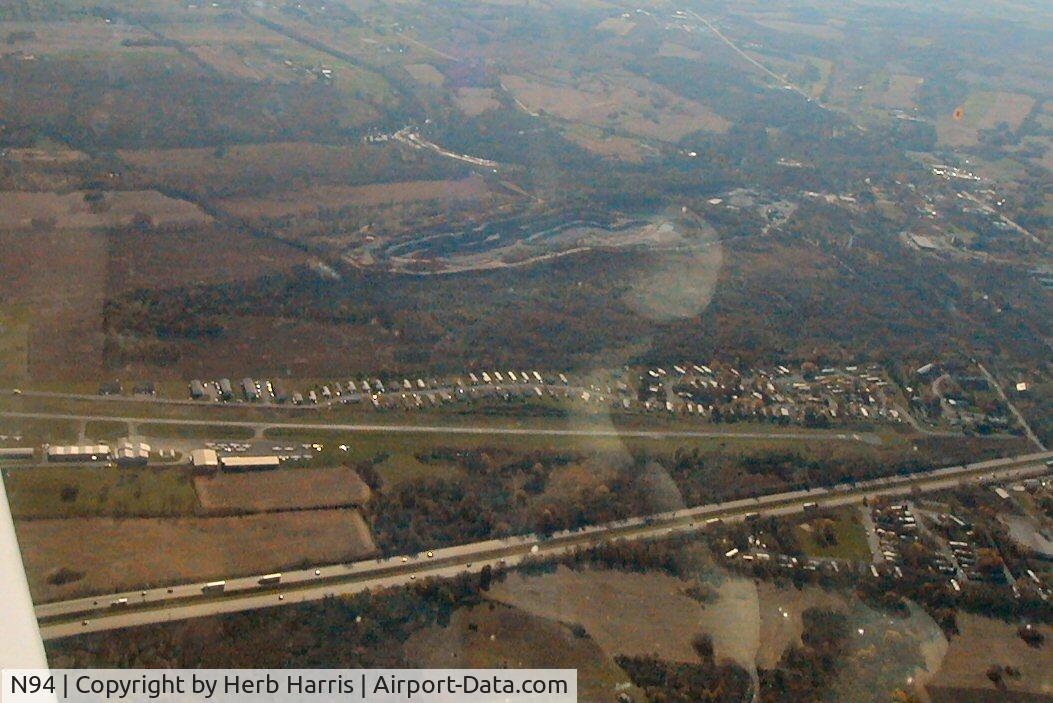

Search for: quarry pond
xmin=370 ymin=210 xmax=715 ymax=274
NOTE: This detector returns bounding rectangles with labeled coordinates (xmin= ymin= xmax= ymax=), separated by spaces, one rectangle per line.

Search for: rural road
xmin=975 ymin=362 xmax=1046 ymax=451
xmin=0 ymin=410 xmax=883 ymax=444
xmin=36 ymin=450 xmax=1053 ymax=639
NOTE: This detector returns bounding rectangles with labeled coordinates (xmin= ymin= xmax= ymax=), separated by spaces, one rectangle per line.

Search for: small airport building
xmin=46 ymin=444 xmax=111 ymax=463
xmin=220 ymin=455 xmax=281 ymax=472
xmin=189 ymin=448 xmax=220 ymax=474
xmin=114 ymin=438 xmax=150 ymax=467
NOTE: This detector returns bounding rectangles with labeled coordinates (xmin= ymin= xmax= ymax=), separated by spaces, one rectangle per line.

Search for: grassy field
xmin=3 ymin=465 xmax=198 ymax=519
xmin=405 ymin=601 xmax=642 ymax=703
xmin=264 ymin=424 xmax=872 ymax=487
xmin=0 ymin=190 xmax=210 ymax=231
xmin=218 ymin=175 xmax=488 ymax=220
xmin=490 ymin=566 xmax=709 ymax=663
xmin=925 ymin=613 xmax=1053 ymax=698
xmin=501 ymin=71 xmax=730 ymax=141
xmin=373 ymin=452 xmax=465 ymax=488
xmin=0 ymin=417 xmax=79 ymax=444
xmin=194 ymin=466 xmax=371 ymax=512
xmin=794 ymin=507 xmax=872 ymax=561
xmin=936 ymin=90 xmax=1037 ymax=147
xmin=0 ymin=304 xmax=29 ymax=384
xmin=83 ymin=420 xmax=130 ymax=441
xmin=17 ymin=508 xmax=376 ymax=602
xmin=137 ymin=423 xmax=255 ymax=440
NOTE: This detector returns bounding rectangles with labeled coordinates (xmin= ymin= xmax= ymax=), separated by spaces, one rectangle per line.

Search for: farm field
xmin=16 ymin=508 xmax=376 ymax=602
xmin=453 ymin=88 xmax=501 ymax=116
xmin=924 ymin=613 xmax=1053 ymax=700
xmin=563 ymin=130 xmax=649 ymax=162
xmin=754 ymin=19 xmax=846 ymax=42
xmin=2 ymin=145 xmax=87 ymax=164
xmin=128 ymin=316 xmax=400 ymax=380
xmin=0 ymin=191 xmax=209 ymax=231
xmin=492 ymin=567 xmax=946 ymax=681
xmin=405 ymin=601 xmax=640 ymax=703
xmin=105 ymin=226 xmax=312 ymax=293
xmin=0 ymin=19 xmax=156 ymax=54
xmin=501 ymin=72 xmax=730 ymax=142
xmin=937 ymin=91 xmax=1037 ymax=147
xmin=4 ymin=465 xmax=198 ymax=519
xmin=490 ymin=566 xmax=710 ymax=663
xmin=116 ymin=142 xmax=453 ymax=198
xmin=0 ymin=304 xmax=29 ymax=384
xmin=218 ymin=175 xmax=489 ymax=220
xmin=878 ymin=73 xmax=923 ymax=110
xmin=404 ymin=63 xmax=445 ymax=86
xmin=0 ymin=228 xmax=107 ymax=380
xmin=657 ymin=41 xmax=703 ymax=61
xmin=194 ymin=466 xmax=371 ymax=513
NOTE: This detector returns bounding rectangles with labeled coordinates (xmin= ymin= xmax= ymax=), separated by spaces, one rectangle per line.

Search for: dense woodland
xmin=361 ymin=441 xmax=1009 ymax=555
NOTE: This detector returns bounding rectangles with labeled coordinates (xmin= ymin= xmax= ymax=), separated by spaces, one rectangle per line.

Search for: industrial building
xmin=0 ymin=448 xmax=34 ymax=461
xmin=114 ymin=439 xmax=150 ymax=467
xmin=220 ymin=455 xmax=281 ymax=471
xmin=189 ymin=448 xmax=220 ymax=474
xmin=46 ymin=444 xmax=111 ymax=463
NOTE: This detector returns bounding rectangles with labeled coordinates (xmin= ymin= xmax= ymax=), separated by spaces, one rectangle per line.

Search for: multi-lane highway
xmin=37 ymin=450 xmax=1052 ymax=640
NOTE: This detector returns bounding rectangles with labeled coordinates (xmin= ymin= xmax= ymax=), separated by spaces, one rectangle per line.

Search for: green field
xmin=0 ymin=417 xmax=79 ymax=445
xmin=83 ymin=420 xmax=131 ymax=441
xmin=136 ymin=423 xmax=256 ymax=440
xmin=263 ymin=423 xmax=902 ymax=488
xmin=3 ymin=465 xmax=199 ymax=519
xmin=794 ymin=507 xmax=871 ymax=561
xmin=0 ymin=305 xmax=29 ymax=385
xmin=374 ymin=452 xmax=465 ymax=488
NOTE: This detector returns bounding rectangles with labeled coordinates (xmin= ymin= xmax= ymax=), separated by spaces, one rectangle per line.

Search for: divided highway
xmin=37 ymin=450 xmax=1053 ymax=640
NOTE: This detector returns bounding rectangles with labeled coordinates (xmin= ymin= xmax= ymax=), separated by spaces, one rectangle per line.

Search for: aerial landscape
xmin=0 ymin=0 xmax=1051 ymax=699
